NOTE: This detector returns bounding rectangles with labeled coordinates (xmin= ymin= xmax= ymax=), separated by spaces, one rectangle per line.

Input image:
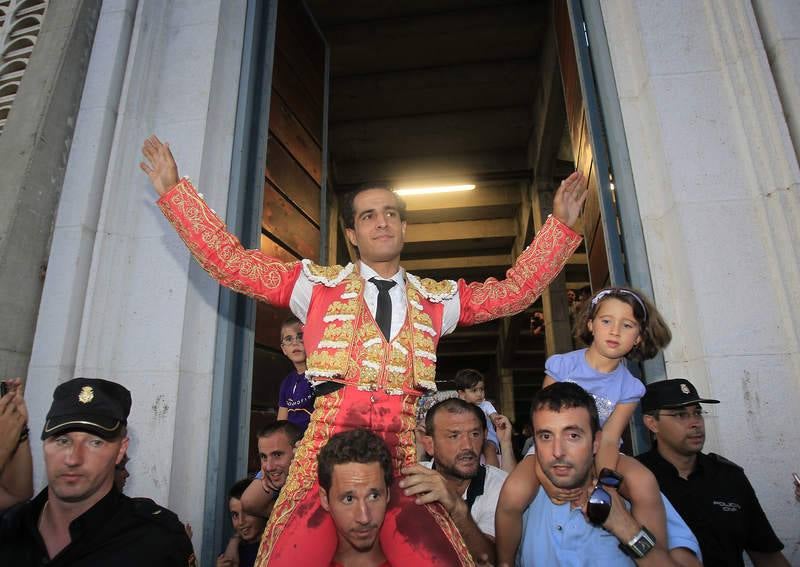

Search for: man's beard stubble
xmin=542 ymin=457 xmax=593 ymax=490
xmin=434 ymin=450 xmax=480 ymax=481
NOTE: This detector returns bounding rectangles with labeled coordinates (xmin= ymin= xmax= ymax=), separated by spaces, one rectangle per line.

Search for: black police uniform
xmin=637 ymin=445 xmax=784 ymax=567
xmin=0 ymin=486 xmax=196 ymax=566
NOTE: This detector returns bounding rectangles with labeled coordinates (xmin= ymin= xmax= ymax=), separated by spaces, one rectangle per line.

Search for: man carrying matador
xmin=140 ymin=135 xmax=587 ymax=566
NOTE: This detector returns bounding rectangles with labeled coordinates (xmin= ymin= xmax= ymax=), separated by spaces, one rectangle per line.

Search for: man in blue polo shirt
xmin=517 ymin=382 xmax=701 ymax=567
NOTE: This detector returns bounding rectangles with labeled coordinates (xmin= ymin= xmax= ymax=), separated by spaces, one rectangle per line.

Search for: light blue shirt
xmin=546 ymin=349 xmax=645 ymax=426
xmin=479 ymin=400 xmax=500 ymax=449
xmin=518 ymin=488 xmax=701 ymax=566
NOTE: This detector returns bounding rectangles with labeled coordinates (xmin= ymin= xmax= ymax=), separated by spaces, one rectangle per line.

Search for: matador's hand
xmin=140 ymin=135 xmax=180 ymax=197
xmin=552 ymin=171 xmax=588 ymax=229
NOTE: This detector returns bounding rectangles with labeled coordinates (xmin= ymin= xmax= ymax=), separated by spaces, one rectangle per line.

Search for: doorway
xmin=245 ymin=0 xmax=633 ymax=476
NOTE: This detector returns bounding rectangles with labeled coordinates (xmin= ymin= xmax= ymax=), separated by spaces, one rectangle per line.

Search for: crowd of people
xmin=0 ymin=136 xmax=796 ymax=565
xmin=0 ymin=365 xmax=794 ymax=565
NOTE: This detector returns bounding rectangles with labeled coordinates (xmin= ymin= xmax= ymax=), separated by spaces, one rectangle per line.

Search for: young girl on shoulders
xmin=495 ymin=287 xmax=673 ymax=566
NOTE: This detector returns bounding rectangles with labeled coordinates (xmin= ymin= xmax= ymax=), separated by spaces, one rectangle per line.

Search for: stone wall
xmin=26 ymin=1 xmax=247 ymax=559
xmin=0 ymin=0 xmax=100 ymax=379
xmin=601 ymin=0 xmax=800 ymax=559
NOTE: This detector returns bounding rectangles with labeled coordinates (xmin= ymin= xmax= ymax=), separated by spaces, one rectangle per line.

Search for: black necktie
xmin=369 ymin=277 xmax=396 ymax=341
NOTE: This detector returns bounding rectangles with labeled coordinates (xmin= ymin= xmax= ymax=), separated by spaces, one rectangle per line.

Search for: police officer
xmin=637 ymin=378 xmax=789 ymax=567
xmin=0 ymin=378 xmax=196 ymax=566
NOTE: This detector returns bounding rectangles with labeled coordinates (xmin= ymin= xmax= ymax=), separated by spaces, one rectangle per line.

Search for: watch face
xmin=632 ymin=537 xmax=655 ymax=556
xmin=620 ymin=527 xmax=656 ymax=558
xmin=631 ymin=528 xmax=656 ymax=557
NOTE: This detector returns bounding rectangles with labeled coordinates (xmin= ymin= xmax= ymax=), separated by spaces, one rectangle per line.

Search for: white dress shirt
xmin=421 ymin=461 xmax=508 ymax=537
xmin=289 ymin=261 xmax=461 ymax=340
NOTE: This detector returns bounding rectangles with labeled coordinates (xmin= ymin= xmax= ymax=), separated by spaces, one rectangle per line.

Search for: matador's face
xmin=346 ymin=188 xmax=407 ymax=265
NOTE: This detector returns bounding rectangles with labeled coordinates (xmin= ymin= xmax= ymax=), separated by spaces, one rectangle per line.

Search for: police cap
xmin=641 ymin=378 xmax=720 ymax=413
xmin=41 ymin=378 xmax=131 ymax=440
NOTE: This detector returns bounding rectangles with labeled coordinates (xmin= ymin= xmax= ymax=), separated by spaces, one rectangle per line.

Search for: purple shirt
xmin=278 ymin=370 xmax=315 ymax=432
xmin=545 ymin=348 xmax=645 ymax=427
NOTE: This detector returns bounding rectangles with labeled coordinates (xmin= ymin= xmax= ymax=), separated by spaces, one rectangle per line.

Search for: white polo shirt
xmin=421 ymin=461 xmax=508 ymax=537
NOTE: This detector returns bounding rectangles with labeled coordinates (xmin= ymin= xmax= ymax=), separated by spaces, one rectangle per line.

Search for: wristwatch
xmin=618 ymin=526 xmax=656 ymax=559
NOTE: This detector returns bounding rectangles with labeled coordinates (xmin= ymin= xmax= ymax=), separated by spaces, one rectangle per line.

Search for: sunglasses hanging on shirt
xmin=586 ymin=468 xmax=624 ymax=526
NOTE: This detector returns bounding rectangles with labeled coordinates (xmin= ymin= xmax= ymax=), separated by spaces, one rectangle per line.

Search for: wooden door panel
xmin=554 ymin=0 xmax=608 ymax=291
xmin=265 ymin=136 xmax=321 ymax=225
xmin=261 ymin=180 xmax=320 ymax=261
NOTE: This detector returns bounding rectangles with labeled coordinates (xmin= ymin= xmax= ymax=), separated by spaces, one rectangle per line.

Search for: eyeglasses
xmin=586 ymin=468 xmax=624 ymax=525
xmin=658 ymin=409 xmax=708 ymax=422
xmin=280 ymin=332 xmax=304 ymax=345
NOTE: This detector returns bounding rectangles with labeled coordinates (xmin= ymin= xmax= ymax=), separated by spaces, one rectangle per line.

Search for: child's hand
xmin=492 ymin=413 xmax=512 ymax=444
xmin=535 ymin=457 xmax=587 ymax=504
xmin=552 ymin=485 xmax=587 ymax=503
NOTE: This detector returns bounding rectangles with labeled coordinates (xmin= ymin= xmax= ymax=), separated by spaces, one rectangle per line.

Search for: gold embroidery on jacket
xmin=306 ymin=277 xmax=363 ymax=380
xmin=302 ymin=260 xmax=354 ymax=286
xmin=305 ymin=273 xmax=440 ymax=394
xmin=396 ymin=394 xmax=421 ymax=467
xmin=407 ymin=286 xmax=438 ymax=389
xmin=356 ymin=317 xmax=383 ymax=387
xmin=407 ymin=272 xmax=457 ymax=302
xmin=384 ymin=325 xmax=412 ymax=392
xmin=158 ymin=179 xmax=298 ymax=304
xmin=466 ymin=216 xmax=581 ymax=323
xmin=257 ymin=390 xmax=342 ymax=563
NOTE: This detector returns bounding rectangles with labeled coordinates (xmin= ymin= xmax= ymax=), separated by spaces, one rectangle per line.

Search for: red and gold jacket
xmin=158 ymin=179 xmax=582 ymax=393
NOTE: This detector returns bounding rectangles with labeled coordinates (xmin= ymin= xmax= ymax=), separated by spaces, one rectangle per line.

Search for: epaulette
xmin=131 ymin=497 xmax=187 ymax=533
xmin=406 ymin=272 xmax=457 ymax=303
xmin=707 ymin=453 xmax=744 ymax=471
xmin=301 ymin=259 xmax=354 ymax=287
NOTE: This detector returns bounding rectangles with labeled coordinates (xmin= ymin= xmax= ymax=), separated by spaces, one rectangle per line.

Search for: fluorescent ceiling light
xmin=393 ymin=184 xmax=475 ymax=196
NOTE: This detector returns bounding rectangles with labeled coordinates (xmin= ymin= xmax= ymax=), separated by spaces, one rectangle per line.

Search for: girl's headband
xmin=590 ymin=289 xmax=648 ymax=322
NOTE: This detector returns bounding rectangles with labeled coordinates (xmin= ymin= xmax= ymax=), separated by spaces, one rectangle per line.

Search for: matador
xmin=141 ymin=135 xmax=586 ymax=566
